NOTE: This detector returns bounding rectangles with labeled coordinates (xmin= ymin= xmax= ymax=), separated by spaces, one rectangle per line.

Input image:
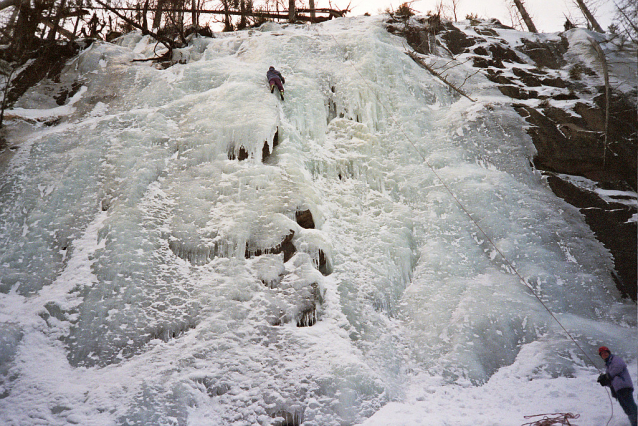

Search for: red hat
xmin=598 ymin=346 xmax=610 ymax=354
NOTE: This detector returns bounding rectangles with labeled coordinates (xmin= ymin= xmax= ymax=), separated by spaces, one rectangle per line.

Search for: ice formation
xmin=0 ymin=16 xmax=635 ymax=426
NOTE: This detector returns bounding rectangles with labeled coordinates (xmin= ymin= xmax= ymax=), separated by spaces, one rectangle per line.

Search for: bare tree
xmin=434 ymin=0 xmax=445 ymax=18
xmin=72 ymin=0 xmax=86 ymax=36
xmin=82 ymin=12 xmax=106 ymax=38
xmin=511 ymin=0 xmax=537 ymax=33
xmin=434 ymin=0 xmax=460 ymax=21
xmin=574 ymin=0 xmax=603 ymax=32
xmin=173 ymin=0 xmax=187 ymax=33
xmin=506 ymin=2 xmax=524 ymax=31
xmin=220 ymin=0 xmax=233 ymax=31
xmin=10 ymin=0 xmax=45 ymax=52
xmin=232 ymin=0 xmax=253 ymax=29
xmin=152 ymin=0 xmax=165 ymax=28
xmin=93 ymin=0 xmax=176 ymax=55
xmin=47 ymin=0 xmax=68 ymax=41
xmin=288 ymin=0 xmax=295 ymax=22
xmin=0 ymin=0 xmax=347 ymax=47
xmin=450 ymin=0 xmax=460 ymax=22
xmin=0 ymin=59 xmax=18 ymax=129
xmin=191 ymin=0 xmax=197 ymax=28
xmin=613 ymin=0 xmax=637 ymax=42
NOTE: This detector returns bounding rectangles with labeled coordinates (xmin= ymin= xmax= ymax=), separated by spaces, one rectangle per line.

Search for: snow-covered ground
xmin=0 ymin=15 xmax=635 ymax=426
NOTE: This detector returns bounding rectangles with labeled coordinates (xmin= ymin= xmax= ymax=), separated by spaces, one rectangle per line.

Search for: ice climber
xmin=267 ymin=66 xmax=285 ymax=100
xmin=597 ymin=346 xmax=637 ymax=426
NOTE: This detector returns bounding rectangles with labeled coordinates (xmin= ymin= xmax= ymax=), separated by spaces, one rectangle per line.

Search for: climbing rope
xmin=521 ymin=412 xmax=580 ymax=426
xmin=324 ymin=30 xmax=618 ymax=423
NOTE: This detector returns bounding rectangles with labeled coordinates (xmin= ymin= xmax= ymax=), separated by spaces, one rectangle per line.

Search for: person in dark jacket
xmin=267 ymin=66 xmax=285 ymax=98
xmin=598 ymin=346 xmax=637 ymax=426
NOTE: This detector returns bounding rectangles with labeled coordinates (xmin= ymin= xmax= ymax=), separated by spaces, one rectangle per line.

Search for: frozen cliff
xmin=0 ymin=15 xmax=636 ymax=426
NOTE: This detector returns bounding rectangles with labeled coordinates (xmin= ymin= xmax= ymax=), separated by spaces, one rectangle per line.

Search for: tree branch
xmin=93 ymin=0 xmax=175 ymax=54
xmin=407 ymin=51 xmax=476 ymax=102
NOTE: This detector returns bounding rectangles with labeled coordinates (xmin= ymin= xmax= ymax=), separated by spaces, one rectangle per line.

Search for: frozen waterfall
xmin=0 ymin=15 xmax=635 ymax=426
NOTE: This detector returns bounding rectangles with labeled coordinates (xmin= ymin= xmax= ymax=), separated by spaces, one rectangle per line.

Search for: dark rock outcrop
xmin=6 ymin=42 xmax=82 ymax=106
xmin=519 ymin=38 xmax=568 ymax=69
xmin=546 ymin=174 xmax=636 ymax=298
xmin=439 ymin=22 xmax=480 ymax=54
xmin=295 ymin=210 xmax=315 ymax=229
xmin=246 ymin=230 xmax=296 ymax=262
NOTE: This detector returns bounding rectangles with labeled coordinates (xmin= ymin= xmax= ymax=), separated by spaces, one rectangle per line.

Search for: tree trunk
xmin=152 ymin=0 xmax=165 ymax=28
xmin=309 ymin=0 xmax=315 ymax=22
xmin=47 ymin=0 xmax=68 ymax=41
xmin=238 ymin=0 xmax=246 ymax=29
xmin=288 ymin=0 xmax=295 ymax=23
xmin=191 ymin=0 xmax=197 ymax=27
xmin=72 ymin=0 xmax=83 ymax=37
xmin=142 ymin=0 xmax=149 ymax=31
xmin=40 ymin=0 xmax=56 ymax=38
xmin=222 ymin=0 xmax=232 ymax=31
xmin=43 ymin=17 xmax=75 ymax=40
xmin=0 ymin=67 xmax=16 ymax=129
xmin=12 ymin=0 xmax=41 ymax=53
xmin=512 ymin=0 xmax=537 ymax=33
xmin=575 ymin=0 xmax=604 ymax=33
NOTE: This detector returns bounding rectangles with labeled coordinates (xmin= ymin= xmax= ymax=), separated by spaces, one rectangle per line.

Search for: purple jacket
xmin=605 ymin=354 xmax=634 ymax=392
xmin=267 ymin=67 xmax=285 ymax=84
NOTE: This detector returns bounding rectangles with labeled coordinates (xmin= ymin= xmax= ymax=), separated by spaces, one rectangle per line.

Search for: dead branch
xmin=458 ymin=68 xmax=483 ymax=90
xmin=613 ymin=1 xmax=638 ymax=42
xmin=93 ymin=0 xmax=175 ymax=59
xmin=42 ymin=17 xmax=76 ymax=40
xmin=407 ymin=51 xmax=476 ymax=102
xmin=431 ymin=57 xmax=459 ymax=71
xmin=132 ymin=48 xmax=172 ymax=62
xmin=436 ymin=57 xmax=473 ymax=74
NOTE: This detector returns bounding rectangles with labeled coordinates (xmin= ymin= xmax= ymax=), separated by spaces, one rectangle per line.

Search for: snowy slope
xmin=0 ymin=16 xmax=636 ymax=426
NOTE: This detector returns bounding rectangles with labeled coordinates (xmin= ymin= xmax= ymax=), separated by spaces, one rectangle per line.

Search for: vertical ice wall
xmin=0 ymin=16 xmax=635 ymax=426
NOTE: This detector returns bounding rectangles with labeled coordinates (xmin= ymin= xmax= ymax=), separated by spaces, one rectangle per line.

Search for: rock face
xmin=6 ymin=42 xmax=83 ymax=106
xmin=393 ymin=18 xmax=637 ymax=300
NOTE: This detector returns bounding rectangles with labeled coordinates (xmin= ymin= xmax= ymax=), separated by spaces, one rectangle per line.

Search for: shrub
xmin=389 ymin=2 xmax=415 ymax=21
xmin=568 ymin=64 xmax=584 ymax=80
xmin=466 ymin=13 xmax=480 ymax=25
